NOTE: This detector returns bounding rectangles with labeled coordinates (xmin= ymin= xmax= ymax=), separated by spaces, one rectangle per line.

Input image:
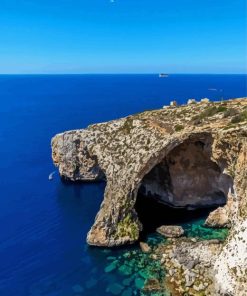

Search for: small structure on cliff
xmin=187 ymin=98 xmax=197 ymax=105
xmin=170 ymin=100 xmax=177 ymax=107
xmin=201 ymin=97 xmax=210 ymax=103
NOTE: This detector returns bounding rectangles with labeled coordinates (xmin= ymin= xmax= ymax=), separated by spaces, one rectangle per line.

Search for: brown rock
xmin=205 ymin=207 xmax=230 ymax=228
xmin=143 ymin=278 xmax=161 ymax=292
xmin=139 ymin=242 xmax=151 ymax=253
xmin=156 ymin=225 xmax=184 ymax=238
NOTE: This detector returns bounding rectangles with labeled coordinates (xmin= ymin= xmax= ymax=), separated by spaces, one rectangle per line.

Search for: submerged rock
xmin=72 ymin=284 xmax=84 ymax=293
xmin=134 ymin=277 xmax=145 ymax=289
xmin=105 ymin=261 xmax=118 ymax=273
xmin=156 ymin=225 xmax=184 ymax=238
xmin=143 ymin=278 xmax=161 ymax=292
xmin=118 ymin=264 xmax=132 ymax=275
xmin=106 ymin=283 xmax=124 ymax=295
xmin=121 ymin=288 xmax=132 ymax=296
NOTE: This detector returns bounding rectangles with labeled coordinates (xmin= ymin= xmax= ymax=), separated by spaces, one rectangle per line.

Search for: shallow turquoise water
xmin=97 ymin=216 xmax=229 ymax=296
xmin=182 ymin=217 xmax=229 ymax=241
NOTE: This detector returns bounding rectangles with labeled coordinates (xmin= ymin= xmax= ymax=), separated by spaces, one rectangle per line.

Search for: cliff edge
xmin=52 ymin=98 xmax=247 ymax=295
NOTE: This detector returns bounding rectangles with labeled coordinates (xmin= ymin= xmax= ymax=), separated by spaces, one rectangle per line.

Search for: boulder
xmin=139 ymin=242 xmax=151 ymax=253
xmin=156 ymin=225 xmax=184 ymax=238
xmin=205 ymin=207 xmax=230 ymax=228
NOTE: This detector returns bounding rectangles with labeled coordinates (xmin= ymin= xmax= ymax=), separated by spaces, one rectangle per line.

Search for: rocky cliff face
xmin=52 ymin=98 xmax=247 ymax=294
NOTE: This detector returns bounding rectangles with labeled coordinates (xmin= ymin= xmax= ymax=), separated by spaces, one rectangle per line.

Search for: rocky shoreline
xmin=52 ymin=98 xmax=247 ymax=295
xmin=142 ymin=237 xmax=222 ymax=295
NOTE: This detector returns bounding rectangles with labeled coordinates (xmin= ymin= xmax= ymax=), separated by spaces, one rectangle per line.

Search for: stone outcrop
xmin=52 ymin=98 xmax=247 ymax=294
xmin=205 ymin=206 xmax=230 ymax=228
xmin=154 ymin=237 xmax=222 ymax=295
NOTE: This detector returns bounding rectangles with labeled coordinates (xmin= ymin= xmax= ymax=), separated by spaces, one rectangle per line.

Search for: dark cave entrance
xmin=135 ymin=138 xmax=232 ymax=237
xmin=135 ymin=194 xmax=219 ymax=237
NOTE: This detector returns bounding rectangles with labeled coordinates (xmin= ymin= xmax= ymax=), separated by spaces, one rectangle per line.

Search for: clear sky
xmin=0 ymin=0 xmax=246 ymax=74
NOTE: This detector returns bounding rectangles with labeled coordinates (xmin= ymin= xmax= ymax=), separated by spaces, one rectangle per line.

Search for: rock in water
xmin=143 ymin=278 xmax=161 ymax=292
xmin=205 ymin=206 xmax=230 ymax=228
xmin=139 ymin=242 xmax=151 ymax=253
xmin=156 ymin=225 xmax=184 ymax=238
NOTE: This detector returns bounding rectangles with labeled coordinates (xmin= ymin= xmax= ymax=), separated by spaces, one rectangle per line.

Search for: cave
xmin=136 ymin=137 xmax=233 ymax=234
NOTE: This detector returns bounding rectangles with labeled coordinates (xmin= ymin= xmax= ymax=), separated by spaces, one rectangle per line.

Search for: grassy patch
xmin=120 ymin=117 xmax=134 ymax=134
xmin=192 ymin=105 xmax=228 ymax=123
xmin=174 ymin=124 xmax=184 ymax=132
xmin=231 ymin=110 xmax=247 ymax=124
xmin=223 ymin=108 xmax=239 ymax=118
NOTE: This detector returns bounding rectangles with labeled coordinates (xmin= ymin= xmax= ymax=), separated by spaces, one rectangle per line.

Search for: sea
xmin=0 ymin=74 xmax=246 ymax=296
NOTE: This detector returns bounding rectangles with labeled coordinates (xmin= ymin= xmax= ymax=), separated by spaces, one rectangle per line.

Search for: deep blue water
xmin=0 ymin=74 xmax=246 ymax=296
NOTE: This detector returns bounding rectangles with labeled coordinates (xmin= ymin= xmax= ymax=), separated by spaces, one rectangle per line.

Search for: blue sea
xmin=0 ymin=74 xmax=246 ymax=296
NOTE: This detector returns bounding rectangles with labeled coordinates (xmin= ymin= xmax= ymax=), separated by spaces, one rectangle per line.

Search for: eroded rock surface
xmin=154 ymin=237 xmax=222 ymax=295
xmin=52 ymin=98 xmax=247 ymax=294
xmin=139 ymin=138 xmax=230 ymax=208
xmin=205 ymin=206 xmax=230 ymax=228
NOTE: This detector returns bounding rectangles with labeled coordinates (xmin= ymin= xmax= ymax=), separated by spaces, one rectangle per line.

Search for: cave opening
xmin=136 ymin=138 xmax=232 ymax=237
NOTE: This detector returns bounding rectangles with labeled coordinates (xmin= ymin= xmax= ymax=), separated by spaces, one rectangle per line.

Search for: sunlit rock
xmin=156 ymin=225 xmax=184 ymax=238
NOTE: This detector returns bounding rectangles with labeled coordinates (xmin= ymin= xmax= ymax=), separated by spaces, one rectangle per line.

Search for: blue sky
xmin=0 ymin=0 xmax=246 ymax=74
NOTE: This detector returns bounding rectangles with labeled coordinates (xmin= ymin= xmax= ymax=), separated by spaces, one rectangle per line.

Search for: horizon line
xmin=0 ymin=73 xmax=246 ymax=75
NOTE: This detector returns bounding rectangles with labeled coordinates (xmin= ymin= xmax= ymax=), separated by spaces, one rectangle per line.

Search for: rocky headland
xmin=52 ymin=98 xmax=247 ymax=295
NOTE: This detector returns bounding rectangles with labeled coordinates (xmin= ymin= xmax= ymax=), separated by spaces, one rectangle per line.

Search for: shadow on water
xmin=135 ymin=194 xmax=219 ymax=240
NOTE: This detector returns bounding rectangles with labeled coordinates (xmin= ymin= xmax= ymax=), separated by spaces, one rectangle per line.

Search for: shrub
xmin=231 ymin=110 xmax=247 ymax=123
xmin=223 ymin=108 xmax=239 ymax=118
xmin=174 ymin=124 xmax=184 ymax=131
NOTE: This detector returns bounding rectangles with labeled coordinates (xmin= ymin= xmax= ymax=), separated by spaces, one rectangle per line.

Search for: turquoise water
xmin=98 ymin=215 xmax=228 ymax=296
xmin=182 ymin=217 xmax=229 ymax=241
xmin=0 ymin=75 xmax=241 ymax=295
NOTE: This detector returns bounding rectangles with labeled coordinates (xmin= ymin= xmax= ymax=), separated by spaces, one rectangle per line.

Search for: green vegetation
xmin=223 ymin=108 xmax=239 ymax=118
xmin=174 ymin=124 xmax=184 ymax=132
xmin=121 ymin=118 xmax=134 ymax=134
xmin=201 ymin=105 xmax=227 ymax=117
xmin=231 ymin=109 xmax=247 ymax=124
xmin=217 ymin=105 xmax=228 ymax=112
xmin=192 ymin=105 xmax=229 ymax=124
xmin=115 ymin=214 xmax=139 ymax=240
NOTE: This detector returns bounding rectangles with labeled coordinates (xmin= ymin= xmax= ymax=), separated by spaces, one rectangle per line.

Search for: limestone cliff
xmin=52 ymin=98 xmax=247 ymax=295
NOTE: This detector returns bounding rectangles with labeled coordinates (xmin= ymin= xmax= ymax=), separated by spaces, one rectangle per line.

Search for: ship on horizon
xmin=159 ymin=73 xmax=169 ymax=78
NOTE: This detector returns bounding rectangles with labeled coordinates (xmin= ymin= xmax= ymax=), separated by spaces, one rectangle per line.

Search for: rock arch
xmin=86 ymin=132 xmax=233 ymax=246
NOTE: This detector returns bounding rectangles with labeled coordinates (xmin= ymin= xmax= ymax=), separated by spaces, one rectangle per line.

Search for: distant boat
xmin=159 ymin=73 xmax=169 ymax=78
xmin=208 ymin=88 xmax=218 ymax=91
xmin=48 ymin=171 xmax=56 ymax=181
